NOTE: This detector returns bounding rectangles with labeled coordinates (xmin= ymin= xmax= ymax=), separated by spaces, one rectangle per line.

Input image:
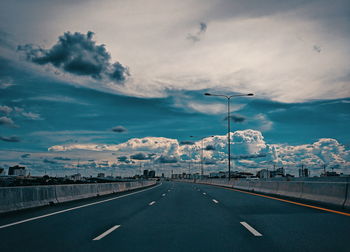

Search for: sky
xmin=0 ymin=0 xmax=349 ymax=177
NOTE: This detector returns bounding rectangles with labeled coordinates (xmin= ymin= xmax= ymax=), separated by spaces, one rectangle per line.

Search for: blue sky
xmin=0 ymin=0 xmax=349 ymax=176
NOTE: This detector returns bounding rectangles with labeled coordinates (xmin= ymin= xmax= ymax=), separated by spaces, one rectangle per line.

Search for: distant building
xmin=148 ymin=170 xmax=156 ymax=178
xmin=270 ymin=167 xmax=285 ymax=177
xmin=97 ymin=173 xmax=105 ymax=178
xmin=70 ymin=173 xmax=81 ymax=181
xmin=257 ymin=169 xmax=270 ymax=179
xmin=321 ymin=171 xmax=340 ymax=177
xmin=8 ymin=165 xmax=26 ymax=176
xmin=298 ymin=168 xmax=309 ymax=177
xmin=209 ymin=172 xmax=226 ymax=178
xmin=143 ymin=169 xmax=149 ymax=178
xmin=0 ymin=168 xmax=4 ymax=175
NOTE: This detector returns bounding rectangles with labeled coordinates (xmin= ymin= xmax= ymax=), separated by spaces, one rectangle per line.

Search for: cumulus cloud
xmin=0 ymin=136 xmax=20 ymax=142
xmin=18 ymin=31 xmax=129 ymax=83
xmin=0 ymin=79 xmax=14 ymax=89
xmin=0 ymin=105 xmax=12 ymax=115
xmin=0 ymin=116 xmax=17 ymax=127
xmin=48 ymin=129 xmax=350 ymax=175
xmin=112 ymin=125 xmax=127 ymax=133
xmin=22 ymin=112 xmax=42 ymax=120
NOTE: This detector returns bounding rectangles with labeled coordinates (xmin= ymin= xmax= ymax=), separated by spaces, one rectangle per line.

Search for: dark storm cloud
xmin=204 ymin=159 xmax=216 ymax=165
xmin=180 ymin=140 xmax=195 ymax=145
xmin=117 ymin=156 xmax=128 ymax=162
xmin=0 ymin=136 xmax=20 ymax=142
xmin=187 ymin=22 xmax=207 ymax=42
xmin=53 ymin=157 xmax=71 ymax=161
xmin=17 ymin=31 xmax=129 ymax=83
xmin=224 ymin=114 xmax=246 ymax=123
xmin=130 ymin=152 xmax=151 ymax=160
xmin=112 ymin=125 xmax=127 ymax=133
xmin=205 ymin=145 xmax=216 ymax=151
xmin=21 ymin=153 xmax=31 ymax=158
xmin=231 ymin=153 xmax=267 ymax=160
xmin=199 ymin=22 xmax=207 ymax=33
xmin=313 ymin=45 xmax=321 ymax=53
xmin=156 ymin=155 xmax=178 ymax=163
xmin=43 ymin=159 xmax=58 ymax=164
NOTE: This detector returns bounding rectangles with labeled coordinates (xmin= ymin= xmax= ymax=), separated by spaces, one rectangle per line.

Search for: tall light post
xmin=204 ymin=92 xmax=254 ymax=180
xmin=190 ymin=135 xmax=214 ymax=178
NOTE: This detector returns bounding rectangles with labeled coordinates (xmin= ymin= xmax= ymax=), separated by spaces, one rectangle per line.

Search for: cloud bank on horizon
xmin=47 ymin=129 xmax=350 ymax=175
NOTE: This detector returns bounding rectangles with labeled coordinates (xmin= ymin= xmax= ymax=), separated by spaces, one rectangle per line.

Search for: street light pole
xmin=227 ymin=97 xmax=231 ymax=181
xmin=190 ymin=135 xmax=214 ymax=178
xmin=204 ymin=92 xmax=253 ymax=180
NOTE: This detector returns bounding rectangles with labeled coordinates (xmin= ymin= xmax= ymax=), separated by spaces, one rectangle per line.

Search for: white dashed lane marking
xmin=93 ymin=225 xmax=121 ymax=241
xmin=240 ymin=222 xmax=263 ymax=237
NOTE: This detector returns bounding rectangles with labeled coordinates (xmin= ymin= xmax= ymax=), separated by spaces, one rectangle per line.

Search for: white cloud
xmin=48 ymin=129 xmax=350 ymax=175
xmin=0 ymin=116 xmax=17 ymax=127
xmin=0 ymin=105 xmax=12 ymax=115
xmin=22 ymin=112 xmax=42 ymax=120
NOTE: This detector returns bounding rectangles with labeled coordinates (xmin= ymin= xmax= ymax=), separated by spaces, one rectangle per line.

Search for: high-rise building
xmin=148 ymin=170 xmax=155 ymax=178
xmin=257 ymin=169 xmax=270 ymax=179
xmin=8 ymin=165 xmax=26 ymax=176
xmin=299 ymin=168 xmax=309 ymax=177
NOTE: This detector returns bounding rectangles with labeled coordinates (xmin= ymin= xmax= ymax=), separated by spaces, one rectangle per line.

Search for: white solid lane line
xmin=0 ymin=183 xmax=162 ymax=230
xmin=93 ymin=225 xmax=121 ymax=241
xmin=149 ymin=201 xmax=156 ymax=206
xmin=240 ymin=222 xmax=263 ymax=237
xmin=212 ymin=199 xmax=219 ymax=204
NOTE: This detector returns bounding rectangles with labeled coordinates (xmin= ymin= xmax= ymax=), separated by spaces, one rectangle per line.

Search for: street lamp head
xmin=204 ymin=93 xmax=212 ymax=96
xmin=247 ymin=93 xmax=254 ymax=96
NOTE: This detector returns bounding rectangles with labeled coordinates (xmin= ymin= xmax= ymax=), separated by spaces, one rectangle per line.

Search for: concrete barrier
xmin=300 ymin=182 xmax=347 ymax=207
xmin=55 ymin=184 xmax=98 ymax=202
xmin=252 ymin=181 xmax=279 ymax=194
xmin=344 ymin=182 xmax=350 ymax=209
xmin=0 ymin=180 xmax=157 ymax=214
xmin=276 ymin=181 xmax=304 ymax=199
xmin=191 ymin=179 xmax=350 ymax=209
xmin=0 ymin=186 xmax=57 ymax=213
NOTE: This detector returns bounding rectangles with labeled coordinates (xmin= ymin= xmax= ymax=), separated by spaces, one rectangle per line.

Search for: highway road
xmin=0 ymin=181 xmax=349 ymax=252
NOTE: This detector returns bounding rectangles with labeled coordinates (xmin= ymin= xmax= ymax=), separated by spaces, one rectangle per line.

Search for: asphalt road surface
xmin=0 ymin=181 xmax=349 ymax=252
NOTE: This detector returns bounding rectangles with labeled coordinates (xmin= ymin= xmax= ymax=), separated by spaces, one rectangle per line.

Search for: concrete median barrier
xmin=344 ymin=182 xmax=350 ymax=210
xmin=0 ymin=185 xmax=57 ymax=213
xmin=0 ymin=180 xmax=157 ymax=214
xmin=193 ymin=179 xmax=350 ymax=209
xmin=276 ymin=182 xmax=304 ymax=199
xmin=300 ymin=182 xmax=347 ymax=207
